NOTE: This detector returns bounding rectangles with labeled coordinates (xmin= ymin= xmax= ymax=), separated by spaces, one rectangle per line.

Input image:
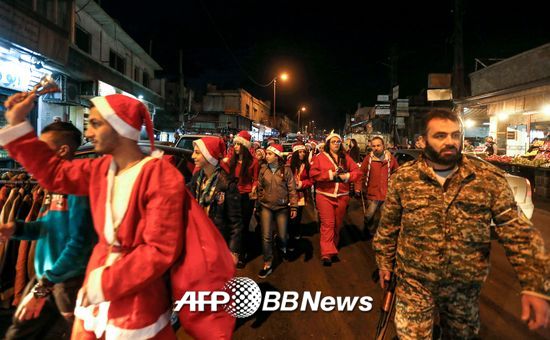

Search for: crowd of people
xmin=0 ymin=92 xmax=547 ymax=339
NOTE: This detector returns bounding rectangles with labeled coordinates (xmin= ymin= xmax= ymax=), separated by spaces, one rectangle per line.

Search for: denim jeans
xmin=365 ymin=199 xmax=384 ymax=234
xmin=260 ymin=207 xmax=289 ymax=262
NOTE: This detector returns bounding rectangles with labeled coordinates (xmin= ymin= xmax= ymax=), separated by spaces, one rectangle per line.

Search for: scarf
xmin=195 ymin=167 xmax=221 ymax=209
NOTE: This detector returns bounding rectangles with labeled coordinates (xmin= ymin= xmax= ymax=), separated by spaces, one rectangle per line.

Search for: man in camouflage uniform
xmin=373 ymin=109 xmax=549 ymax=339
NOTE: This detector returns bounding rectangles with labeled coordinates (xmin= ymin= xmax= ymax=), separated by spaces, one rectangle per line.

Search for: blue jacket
xmin=13 ymin=194 xmax=96 ymax=283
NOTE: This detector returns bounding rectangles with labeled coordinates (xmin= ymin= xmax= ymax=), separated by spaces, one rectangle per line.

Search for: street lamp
xmin=297 ymin=106 xmax=306 ymax=133
xmin=272 ymin=72 xmax=288 ymax=129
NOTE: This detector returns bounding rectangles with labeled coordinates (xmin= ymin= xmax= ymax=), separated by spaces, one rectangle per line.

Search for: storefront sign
xmin=375 ymin=104 xmax=390 ymax=116
xmin=0 ymin=60 xmax=32 ymax=92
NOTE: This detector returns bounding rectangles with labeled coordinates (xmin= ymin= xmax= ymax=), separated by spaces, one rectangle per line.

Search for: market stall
xmin=486 ymin=140 xmax=550 ymax=198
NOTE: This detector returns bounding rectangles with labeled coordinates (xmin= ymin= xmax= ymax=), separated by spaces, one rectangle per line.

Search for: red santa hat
xmin=193 ymin=137 xmax=226 ymax=166
xmin=90 ymin=94 xmax=157 ymax=152
xmin=267 ymin=143 xmax=283 ymax=158
xmin=292 ymin=142 xmax=306 ymax=153
xmin=233 ymin=130 xmax=252 ymax=149
xmin=325 ymin=130 xmax=342 ymax=143
xmin=267 ymin=137 xmax=275 ymax=145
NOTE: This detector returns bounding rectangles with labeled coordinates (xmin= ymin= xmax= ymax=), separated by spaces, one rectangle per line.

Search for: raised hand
xmin=4 ymin=92 xmax=36 ymax=125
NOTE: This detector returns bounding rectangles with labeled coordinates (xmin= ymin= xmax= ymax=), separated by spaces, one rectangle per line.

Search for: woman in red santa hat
xmin=287 ymin=142 xmax=313 ymax=242
xmin=189 ymin=137 xmax=243 ymax=265
xmin=224 ymin=130 xmax=259 ymax=269
xmin=256 ymin=143 xmax=297 ymax=278
xmin=0 ymin=93 xmax=234 ymax=339
xmin=310 ymin=131 xmax=361 ymax=266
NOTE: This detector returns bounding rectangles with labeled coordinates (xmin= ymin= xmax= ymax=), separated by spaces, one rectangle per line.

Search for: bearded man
xmin=373 ymin=109 xmax=549 ymax=339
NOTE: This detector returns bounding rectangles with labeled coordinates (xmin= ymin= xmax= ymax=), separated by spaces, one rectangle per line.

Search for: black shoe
xmin=331 ymin=255 xmax=340 ymax=263
xmin=258 ymin=266 xmax=273 ymax=278
xmin=321 ymin=257 xmax=332 ymax=267
xmin=236 ymin=260 xmax=246 ymax=269
xmin=281 ymin=249 xmax=291 ymax=261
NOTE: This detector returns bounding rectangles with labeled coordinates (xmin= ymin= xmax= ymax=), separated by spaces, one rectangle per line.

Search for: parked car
xmin=392 ymin=149 xmax=534 ymax=219
xmin=175 ymin=134 xmax=217 ymax=151
xmin=76 ymin=142 xmax=195 ymax=183
xmin=281 ymin=142 xmax=294 ymax=159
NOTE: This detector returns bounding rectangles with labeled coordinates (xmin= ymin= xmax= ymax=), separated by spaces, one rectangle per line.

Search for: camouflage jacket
xmin=373 ymin=154 xmax=549 ymax=297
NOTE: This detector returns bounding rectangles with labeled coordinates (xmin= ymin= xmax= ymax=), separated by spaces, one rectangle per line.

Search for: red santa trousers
xmin=316 ymin=194 xmax=349 ymax=257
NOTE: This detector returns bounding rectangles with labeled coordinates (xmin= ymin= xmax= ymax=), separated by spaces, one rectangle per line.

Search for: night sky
xmin=101 ymin=0 xmax=549 ymax=129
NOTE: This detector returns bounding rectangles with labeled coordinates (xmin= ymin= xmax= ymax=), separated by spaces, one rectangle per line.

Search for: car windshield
xmin=176 ymin=137 xmax=199 ymax=150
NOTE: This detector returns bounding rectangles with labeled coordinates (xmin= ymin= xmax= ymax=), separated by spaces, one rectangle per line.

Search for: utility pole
xmin=179 ymin=49 xmax=185 ymax=128
xmin=389 ymin=44 xmax=399 ymax=146
xmin=452 ymin=0 xmax=466 ymax=101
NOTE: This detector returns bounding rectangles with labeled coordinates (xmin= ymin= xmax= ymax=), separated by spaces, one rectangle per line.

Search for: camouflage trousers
xmin=394 ymin=276 xmax=481 ymax=340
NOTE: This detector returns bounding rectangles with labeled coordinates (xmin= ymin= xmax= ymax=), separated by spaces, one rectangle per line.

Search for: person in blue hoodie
xmin=0 ymin=122 xmax=96 ymax=339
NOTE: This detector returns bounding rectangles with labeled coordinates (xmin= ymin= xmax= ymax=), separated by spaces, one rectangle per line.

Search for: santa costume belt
xmin=99 ymin=243 xmax=132 ymax=254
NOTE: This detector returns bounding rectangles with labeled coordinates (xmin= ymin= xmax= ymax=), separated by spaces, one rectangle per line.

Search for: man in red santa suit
xmin=0 ymin=93 xmax=185 ymax=339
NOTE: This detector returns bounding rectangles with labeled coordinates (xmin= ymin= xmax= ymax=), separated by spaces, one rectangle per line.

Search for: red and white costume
xmin=310 ymin=151 xmax=360 ymax=257
xmin=0 ymin=94 xmax=235 ymax=339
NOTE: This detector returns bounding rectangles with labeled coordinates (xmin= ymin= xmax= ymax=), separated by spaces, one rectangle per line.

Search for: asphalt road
xmin=232 ymin=196 xmax=550 ymax=340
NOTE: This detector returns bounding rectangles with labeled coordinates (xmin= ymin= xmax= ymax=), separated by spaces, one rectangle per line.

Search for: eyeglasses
xmin=330 ymin=140 xmax=342 ymax=145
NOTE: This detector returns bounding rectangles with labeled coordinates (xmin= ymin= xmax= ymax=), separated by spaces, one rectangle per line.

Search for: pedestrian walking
xmin=256 ymin=143 xmax=297 ymax=278
xmin=310 ymin=132 xmax=361 ymax=266
xmin=374 ymin=109 xmax=549 ymax=339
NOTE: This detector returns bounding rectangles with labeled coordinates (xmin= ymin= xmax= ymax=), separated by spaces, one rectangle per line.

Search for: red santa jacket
xmin=309 ymin=152 xmax=361 ymax=198
xmin=359 ymin=150 xmax=399 ymax=201
xmin=222 ymin=155 xmax=259 ymax=194
xmin=286 ymin=161 xmax=313 ymax=206
xmin=0 ymin=122 xmax=236 ymax=339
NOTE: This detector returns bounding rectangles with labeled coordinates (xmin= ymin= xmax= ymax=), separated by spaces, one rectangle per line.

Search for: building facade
xmin=188 ymin=85 xmax=271 ymax=137
xmin=460 ymin=43 xmax=550 ymax=155
xmin=0 ymin=0 xmax=164 ymax=136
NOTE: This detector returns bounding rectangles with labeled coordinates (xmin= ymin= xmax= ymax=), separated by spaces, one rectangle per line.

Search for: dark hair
xmin=229 ymin=146 xmax=253 ymax=179
xmin=290 ymin=149 xmax=310 ymax=175
xmin=41 ymin=122 xmax=82 ymax=151
xmin=323 ymin=139 xmax=348 ymax=169
xmin=421 ymin=109 xmax=461 ymax=136
xmin=371 ymin=136 xmax=384 ymax=145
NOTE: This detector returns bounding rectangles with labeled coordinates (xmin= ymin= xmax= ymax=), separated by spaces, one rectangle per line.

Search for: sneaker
xmin=258 ymin=265 xmax=273 ymax=278
xmin=331 ymin=255 xmax=340 ymax=263
xmin=321 ymin=257 xmax=332 ymax=267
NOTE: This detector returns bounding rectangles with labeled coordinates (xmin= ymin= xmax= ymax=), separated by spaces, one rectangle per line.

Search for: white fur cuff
xmin=0 ymin=121 xmax=34 ymax=146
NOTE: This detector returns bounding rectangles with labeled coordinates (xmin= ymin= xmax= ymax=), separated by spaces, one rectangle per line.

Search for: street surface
xmin=231 ymin=197 xmax=550 ymax=340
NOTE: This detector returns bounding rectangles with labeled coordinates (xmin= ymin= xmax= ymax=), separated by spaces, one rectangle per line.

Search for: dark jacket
xmin=257 ymin=164 xmax=298 ymax=211
xmin=188 ymin=169 xmax=243 ymax=254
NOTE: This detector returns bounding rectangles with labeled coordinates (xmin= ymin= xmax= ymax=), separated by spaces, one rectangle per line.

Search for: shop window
xmin=75 ymin=26 xmax=91 ymax=54
xmin=109 ymin=50 xmax=126 ymax=75
xmin=142 ymin=72 xmax=150 ymax=88
xmin=56 ymin=0 xmax=70 ymax=30
xmin=37 ymin=0 xmax=56 ymax=23
xmin=134 ymin=67 xmax=140 ymax=82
